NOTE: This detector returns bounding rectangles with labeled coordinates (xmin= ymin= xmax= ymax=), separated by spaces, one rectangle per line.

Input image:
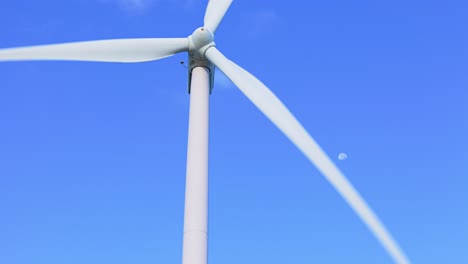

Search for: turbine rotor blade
xmin=0 ymin=38 xmax=189 ymax=63
xmin=205 ymin=47 xmax=411 ymax=264
xmin=204 ymin=0 xmax=233 ymax=33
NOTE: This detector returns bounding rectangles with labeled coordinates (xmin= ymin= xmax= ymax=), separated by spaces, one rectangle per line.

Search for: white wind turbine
xmin=0 ymin=1 xmax=411 ymax=264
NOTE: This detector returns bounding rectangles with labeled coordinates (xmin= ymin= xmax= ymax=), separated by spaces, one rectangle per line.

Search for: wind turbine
xmin=0 ymin=1 xmax=411 ymax=264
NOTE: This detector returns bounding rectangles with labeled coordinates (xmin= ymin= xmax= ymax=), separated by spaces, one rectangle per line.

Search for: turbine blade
xmin=204 ymin=0 xmax=233 ymax=33
xmin=205 ymin=47 xmax=411 ymax=264
xmin=0 ymin=38 xmax=189 ymax=63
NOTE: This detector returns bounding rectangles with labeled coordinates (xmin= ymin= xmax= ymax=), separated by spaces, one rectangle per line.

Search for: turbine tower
xmin=0 ymin=1 xmax=411 ymax=264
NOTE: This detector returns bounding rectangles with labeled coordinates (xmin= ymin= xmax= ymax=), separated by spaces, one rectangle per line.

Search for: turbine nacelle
xmin=187 ymin=27 xmax=216 ymax=94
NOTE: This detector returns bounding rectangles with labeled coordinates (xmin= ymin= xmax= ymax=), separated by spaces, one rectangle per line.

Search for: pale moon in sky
xmin=338 ymin=153 xmax=348 ymax=160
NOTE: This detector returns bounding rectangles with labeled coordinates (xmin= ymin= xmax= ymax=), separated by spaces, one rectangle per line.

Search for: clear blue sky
xmin=0 ymin=0 xmax=467 ymax=263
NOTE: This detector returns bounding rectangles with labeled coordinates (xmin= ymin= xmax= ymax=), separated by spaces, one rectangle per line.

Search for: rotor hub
xmin=191 ymin=27 xmax=214 ymax=45
xmin=189 ymin=27 xmax=215 ymax=60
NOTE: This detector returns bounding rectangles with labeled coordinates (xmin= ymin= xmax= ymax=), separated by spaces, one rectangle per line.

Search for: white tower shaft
xmin=182 ymin=66 xmax=210 ymax=264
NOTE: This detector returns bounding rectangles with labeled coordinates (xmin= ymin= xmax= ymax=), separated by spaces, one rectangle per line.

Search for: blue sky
xmin=0 ymin=0 xmax=467 ymax=263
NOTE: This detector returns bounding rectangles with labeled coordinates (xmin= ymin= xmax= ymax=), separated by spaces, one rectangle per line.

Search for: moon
xmin=338 ymin=153 xmax=348 ymax=160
